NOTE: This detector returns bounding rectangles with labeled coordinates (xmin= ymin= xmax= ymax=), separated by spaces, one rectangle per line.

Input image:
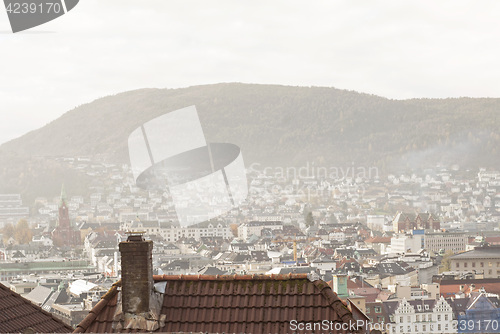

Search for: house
xmin=392 ymin=212 xmax=440 ymax=233
xmin=0 ymin=282 xmax=72 ymax=333
xmin=74 ymin=233 xmax=369 ymax=334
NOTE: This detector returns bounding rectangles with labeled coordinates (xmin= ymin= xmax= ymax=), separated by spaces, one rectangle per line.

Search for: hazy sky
xmin=1 ymin=1 xmax=500 ymax=145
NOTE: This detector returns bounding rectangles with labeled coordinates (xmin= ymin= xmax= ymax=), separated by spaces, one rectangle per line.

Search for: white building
xmin=366 ymin=215 xmax=387 ymax=233
xmin=390 ymin=297 xmax=455 ymax=334
xmin=123 ymin=220 xmax=232 ymax=242
xmin=389 ymin=232 xmax=425 ymax=254
xmin=238 ymin=221 xmax=283 ymax=240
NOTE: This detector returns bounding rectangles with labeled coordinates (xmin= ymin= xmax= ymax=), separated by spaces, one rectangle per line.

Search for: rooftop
xmin=75 ymin=274 xmax=367 ymax=334
xmin=450 ymin=246 xmax=500 ymax=259
xmin=0 ymin=282 xmax=72 ymax=333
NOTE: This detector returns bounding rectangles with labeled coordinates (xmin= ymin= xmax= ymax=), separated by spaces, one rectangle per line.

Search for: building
xmin=457 ymin=291 xmax=500 ymax=333
xmin=390 ymin=230 xmax=425 ymax=254
xmin=449 ymin=245 xmax=500 ymax=278
xmin=0 ymin=194 xmax=29 ymax=227
xmin=390 ymin=297 xmax=455 ymax=334
xmin=74 ymin=233 xmax=369 ymax=334
xmin=238 ymin=220 xmax=283 ymax=240
xmin=52 ymin=186 xmax=81 ymax=247
xmin=122 ymin=220 xmax=232 ymax=242
xmin=425 ymin=232 xmax=467 ymax=253
xmin=392 ymin=212 xmax=440 ymax=233
xmin=366 ymin=215 xmax=387 ymax=233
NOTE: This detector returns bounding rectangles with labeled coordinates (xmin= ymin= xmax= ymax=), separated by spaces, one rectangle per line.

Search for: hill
xmin=1 ymin=83 xmax=499 ymax=200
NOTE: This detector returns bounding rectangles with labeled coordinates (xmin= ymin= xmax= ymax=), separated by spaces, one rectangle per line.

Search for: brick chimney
xmin=119 ymin=233 xmax=153 ymax=316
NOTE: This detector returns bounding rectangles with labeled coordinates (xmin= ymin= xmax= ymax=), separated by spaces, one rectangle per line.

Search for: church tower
xmin=52 ymin=184 xmax=80 ymax=247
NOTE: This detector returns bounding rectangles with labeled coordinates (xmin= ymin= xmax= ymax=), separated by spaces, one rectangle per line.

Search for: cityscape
xmin=2 ymin=1 xmax=500 ymax=333
xmin=1 ymin=154 xmax=499 ymax=333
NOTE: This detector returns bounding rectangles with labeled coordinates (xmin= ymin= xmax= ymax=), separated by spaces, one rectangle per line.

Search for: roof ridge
xmin=152 ymin=273 xmax=309 ymax=281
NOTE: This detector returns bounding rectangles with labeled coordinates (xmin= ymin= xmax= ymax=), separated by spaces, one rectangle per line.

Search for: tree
xmin=229 ymin=223 xmax=239 ymax=237
xmin=439 ymin=250 xmax=454 ymax=273
xmin=14 ymin=219 xmax=33 ymax=244
xmin=2 ymin=223 xmax=14 ymax=242
xmin=305 ymin=212 xmax=314 ymax=227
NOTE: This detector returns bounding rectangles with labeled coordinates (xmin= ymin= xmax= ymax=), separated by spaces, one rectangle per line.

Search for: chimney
xmin=119 ymin=232 xmax=153 ymax=316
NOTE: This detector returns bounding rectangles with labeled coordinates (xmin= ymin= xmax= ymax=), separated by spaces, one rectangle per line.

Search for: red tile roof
xmin=0 ymin=282 xmax=73 ymax=333
xmin=75 ymin=274 xmax=368 ymax=334
xmin=364 ymin=236 xmax=391 ymax=244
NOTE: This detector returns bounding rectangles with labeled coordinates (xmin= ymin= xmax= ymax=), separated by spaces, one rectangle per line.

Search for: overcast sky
xmin=1 ymin=1 xmax=500 ymax=145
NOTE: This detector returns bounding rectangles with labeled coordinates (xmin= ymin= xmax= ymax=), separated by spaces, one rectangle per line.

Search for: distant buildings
xmin=0 ymin=194 xmax=29 ymax=227
xmin=450 ymin=245 xmax=500 ymax=279
xmin=122 ymin=220 xmax=232 ymax=242
xmin=238 ymin=221 xmax=283 ymax=240
xmin=390 ymin=297 xmax=455 ymax=334
xmin=424 ymin=232 xmax=467 ymax=253
xmin=392 ymin=212 xmax=440 ymax=233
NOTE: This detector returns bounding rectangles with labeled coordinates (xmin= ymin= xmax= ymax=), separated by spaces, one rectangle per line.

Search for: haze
xmin=1 ymin=0 xmax=500 ymax=145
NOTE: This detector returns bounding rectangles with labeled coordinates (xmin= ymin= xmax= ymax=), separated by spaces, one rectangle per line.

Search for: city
xmin=1 ymin=156 xmax=499 ymax=333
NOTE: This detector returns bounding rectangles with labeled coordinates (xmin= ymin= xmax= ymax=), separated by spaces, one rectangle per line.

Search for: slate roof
xmin=197 ymin=266 xmax=227 ymax=275
xmin=0 ymin=282 xmax=72 ymax=333
xmin=74 ymin=274 xmax=367 ymax=334
xmin=24 ymin=285 xmax=53 ymax=306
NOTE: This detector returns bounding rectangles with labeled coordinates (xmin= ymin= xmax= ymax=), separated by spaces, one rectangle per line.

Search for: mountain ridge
xmin=1 ymin=83 xmax=499 ymax=200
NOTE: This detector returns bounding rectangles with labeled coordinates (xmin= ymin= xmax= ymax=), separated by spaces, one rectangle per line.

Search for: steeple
xmin=60 ymin=184 xmax=67 ymax=207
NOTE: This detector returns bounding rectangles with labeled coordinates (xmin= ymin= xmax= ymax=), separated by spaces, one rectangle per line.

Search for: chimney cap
xmin=125 ymin=231 xmax=146 ymax=242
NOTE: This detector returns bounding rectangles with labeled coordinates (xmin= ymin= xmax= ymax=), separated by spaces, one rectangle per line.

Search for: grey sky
xmin=1 ymin=1 xmax=500 ymax=145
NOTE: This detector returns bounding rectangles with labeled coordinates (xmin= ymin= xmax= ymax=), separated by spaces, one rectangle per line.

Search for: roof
xmin=0 ymin=282 xmax=72 ymax=333
xmin=24 ymin=285 xmax=54 ymax=306
xmin=75 ymin=274 xmax=367 ymax=334
xmin=364 ymin=236 xmax=391 ymax=244
xmin=450 ymin=246 xmax=500 ymax=259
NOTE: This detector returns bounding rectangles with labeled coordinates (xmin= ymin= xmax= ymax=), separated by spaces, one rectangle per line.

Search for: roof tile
xmin=76 ymin=274 xmax=367 ymax=334
xmin=0 ymin=283 xmax=72 ymax=333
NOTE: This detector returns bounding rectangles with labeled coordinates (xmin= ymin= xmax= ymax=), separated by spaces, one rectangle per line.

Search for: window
xmin=437 ymin=315 xmax=441 ymax=321
xmin=375 ymin=306 xmax=381 ymax=313
xmin=464 ymin=262 xmax=468 ymax=268
xmin=472 ymin=262 xmax=476 ymax=268
xmin=456 ymin=262 xmax=460 ymax=268
xmin=445 ymin=315 xmax=448 ymax=321
xmin=481 ymin=262 xmax=484 ymax=267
